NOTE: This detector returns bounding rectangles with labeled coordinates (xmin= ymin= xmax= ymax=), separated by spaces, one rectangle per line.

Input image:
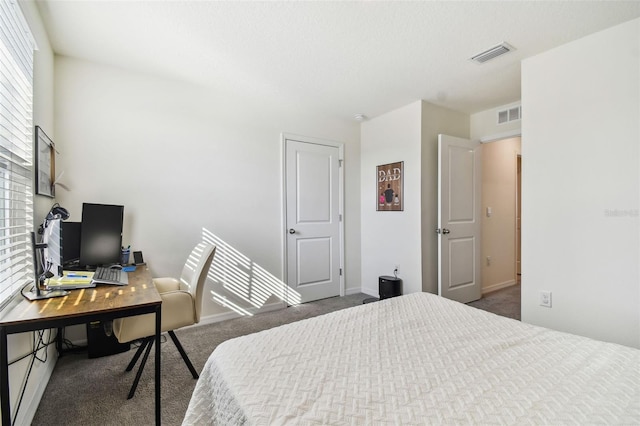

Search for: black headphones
xmin=46 ymin=203 xmax=70 ymax=221
xmin=40 ymin=203 xmax=70 ymax=234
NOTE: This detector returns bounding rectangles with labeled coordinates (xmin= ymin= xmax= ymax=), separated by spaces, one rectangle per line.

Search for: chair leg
xmin=168 ymin=330 xmax=199 ymax=379
xmin=127 ymin=337 xmax=154 ymax=399
xmin=126 ymin=337 xmax=151 ymax=372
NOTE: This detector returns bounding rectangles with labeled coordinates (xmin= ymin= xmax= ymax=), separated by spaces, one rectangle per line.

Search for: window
xmin=0 ymin=1 xmax=35 ymax=309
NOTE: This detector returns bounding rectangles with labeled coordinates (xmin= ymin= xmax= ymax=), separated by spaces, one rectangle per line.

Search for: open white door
xmin=437 ymin=134 xmax=482 ymax=303
xmin=284 ymin=137 xmax=342 ymax=303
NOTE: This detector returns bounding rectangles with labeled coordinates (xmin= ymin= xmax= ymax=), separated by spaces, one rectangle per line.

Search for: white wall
xmin=53 ymin=56 xmax=361 ymax=321
xmin=521 ymin=18 xmax=639 ymax=348
xmin=360 ymin=101 xmax=422 ymax=295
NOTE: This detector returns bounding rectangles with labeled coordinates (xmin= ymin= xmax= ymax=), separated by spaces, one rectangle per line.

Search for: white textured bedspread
xmin=183 ymin=293 xmax=640 ymax=425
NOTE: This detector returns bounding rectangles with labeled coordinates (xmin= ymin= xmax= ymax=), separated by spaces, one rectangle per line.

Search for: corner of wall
xmin=360 ymin=101 xmax=423 ymax=296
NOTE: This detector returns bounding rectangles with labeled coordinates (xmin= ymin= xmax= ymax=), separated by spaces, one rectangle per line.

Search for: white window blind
xmin=0 ymin=1 xmax=35 ymax=309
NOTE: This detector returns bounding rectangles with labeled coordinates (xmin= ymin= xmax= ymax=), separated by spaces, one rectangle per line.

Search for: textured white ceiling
xmin=35 ymin=0 xmax=640 ymax=119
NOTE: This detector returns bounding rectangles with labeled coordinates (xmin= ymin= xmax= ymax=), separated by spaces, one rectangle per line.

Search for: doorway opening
xmin=470 ymin=136 xmax=521 ymax=319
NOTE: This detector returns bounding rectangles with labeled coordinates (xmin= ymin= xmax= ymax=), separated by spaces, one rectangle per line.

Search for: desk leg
xmin=155 ymin=306 xmax=161 ymax=426
xmin=56 ymin=327 xmax=63 ymax=357
xmin=1 ymin=327 xmax=10 ymax=426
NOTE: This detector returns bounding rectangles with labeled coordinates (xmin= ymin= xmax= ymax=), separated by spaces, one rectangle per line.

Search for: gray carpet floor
xmin=468 ymin=283 xmax=521 ymax=320
xmin=32 ymin=286 xmax=520 ymax=425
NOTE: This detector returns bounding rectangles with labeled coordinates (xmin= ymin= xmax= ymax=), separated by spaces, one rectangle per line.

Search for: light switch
xmin=486 ymin=207 xmax=492 ymax=217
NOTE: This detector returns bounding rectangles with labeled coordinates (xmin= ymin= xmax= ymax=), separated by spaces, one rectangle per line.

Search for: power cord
xmin=58 ymin=327 xmax=87 ymax=353
xmin=131 ymin=334 xmax=167 ymax=349
xmin=9 ymin=328 xmax=56 ymax=424
xmin=7 ymin=329 xmax=55 ymax=367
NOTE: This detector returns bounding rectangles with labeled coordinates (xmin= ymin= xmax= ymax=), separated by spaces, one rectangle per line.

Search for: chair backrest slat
xmin=180 ymin=243 xmax=216 ymax=323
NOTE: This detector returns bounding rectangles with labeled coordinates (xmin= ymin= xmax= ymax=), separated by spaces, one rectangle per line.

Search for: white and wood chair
xmin=113 ymin=242 xmax=216 ymax=399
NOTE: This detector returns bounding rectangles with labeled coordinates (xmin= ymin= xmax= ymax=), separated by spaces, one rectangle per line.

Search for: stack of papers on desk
xmin=47 ymin=271 xmax=96 ymax=290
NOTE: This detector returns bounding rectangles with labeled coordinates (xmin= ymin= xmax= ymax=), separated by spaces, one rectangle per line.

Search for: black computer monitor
xmin=79 ymin=203 xmax=124 ymax=268
xmin=61 ymin=221 xmax=81 ymax=266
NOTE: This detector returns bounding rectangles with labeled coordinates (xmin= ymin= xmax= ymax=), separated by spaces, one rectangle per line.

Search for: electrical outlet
xmin=540 ymin=291 xmax=552 ymax=308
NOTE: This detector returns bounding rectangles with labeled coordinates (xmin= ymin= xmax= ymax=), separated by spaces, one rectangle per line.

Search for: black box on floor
xmin=86 ymin=321 xmax=130 ymax=358
xmin=379 ymin=275 xmax=402 ymax=300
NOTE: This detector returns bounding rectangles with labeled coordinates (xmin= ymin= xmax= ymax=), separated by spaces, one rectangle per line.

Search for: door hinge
xmin=339 ymin=214 xmax=342 ymax=222
xmin=339 ymin=159 xmax=343 ymax=167
xmin=340 ymin=268 xmax=343 ymax=276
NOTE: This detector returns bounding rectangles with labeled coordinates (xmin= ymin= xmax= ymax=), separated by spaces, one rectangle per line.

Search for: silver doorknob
xmin=289 ymin=229 xmax=296 ymax=234
xmin=442 ymin=228 xmax=451 ymax=234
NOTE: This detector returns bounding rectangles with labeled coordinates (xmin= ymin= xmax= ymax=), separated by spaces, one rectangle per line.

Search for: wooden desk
xmin=0 ymin=266 xmax=162 ymax=426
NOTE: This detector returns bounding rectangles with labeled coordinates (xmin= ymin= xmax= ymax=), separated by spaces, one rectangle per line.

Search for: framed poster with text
xmin=377 ymin=161 xmax=403 ymax=211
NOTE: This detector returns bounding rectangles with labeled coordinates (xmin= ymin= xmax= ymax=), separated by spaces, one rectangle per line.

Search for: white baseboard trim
xmin=193 ymin=300 xmax=287 ymax=328
xmin=360 ymin=287 xmax=378 ymax=298
xmin=67 ymin=301 xmax=287 ymax=345
xmin=344 ymin=287 xmax=363 ymax=296
xmin=66 ymin=299 xmax=319 ymax=346
xmin=483 ymin=279 xmax=517 ymax=295
xmin=70 ymin=294 xmax=369 ymax=345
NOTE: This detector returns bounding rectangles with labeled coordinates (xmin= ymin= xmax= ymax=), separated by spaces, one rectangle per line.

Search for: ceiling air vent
xmin=470 ymin=42 xmax=514 ymax=64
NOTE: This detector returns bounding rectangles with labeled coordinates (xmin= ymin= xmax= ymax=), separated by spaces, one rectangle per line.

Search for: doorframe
xmin=281 ymin=133 xmax=346 ymax=301
xmin=516 ymin=154 xmax=522 ymax=283
xmin=479 ymin=131 xmax=522 ymax=295
xmin=480 ymin=129 xmax=521 ymax=144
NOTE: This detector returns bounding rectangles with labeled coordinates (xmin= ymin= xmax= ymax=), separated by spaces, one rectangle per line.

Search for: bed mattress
xmin=183 ymin=292 xmax=640 ymax=425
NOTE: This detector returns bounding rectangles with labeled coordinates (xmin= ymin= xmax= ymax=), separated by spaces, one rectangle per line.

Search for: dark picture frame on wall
xmin=35 ymin=126 xmax=55 ymax=198
xmin=377 ymin=161 xmax=403 ymax=211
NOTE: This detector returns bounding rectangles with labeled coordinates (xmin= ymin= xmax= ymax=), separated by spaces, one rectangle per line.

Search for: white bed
xmin=183 ymin=292 xmax=640 ymax=425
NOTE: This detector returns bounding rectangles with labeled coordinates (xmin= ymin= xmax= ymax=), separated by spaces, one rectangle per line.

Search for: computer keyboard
xmin=92 ymin=266 xmax=129 ymax=285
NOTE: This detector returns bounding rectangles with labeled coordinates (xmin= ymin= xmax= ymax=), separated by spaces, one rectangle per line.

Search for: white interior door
xmin=438 ymin=134 xmax=482 ymax=303
xmin=285 ymin=137 xmax=342 ymax=303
